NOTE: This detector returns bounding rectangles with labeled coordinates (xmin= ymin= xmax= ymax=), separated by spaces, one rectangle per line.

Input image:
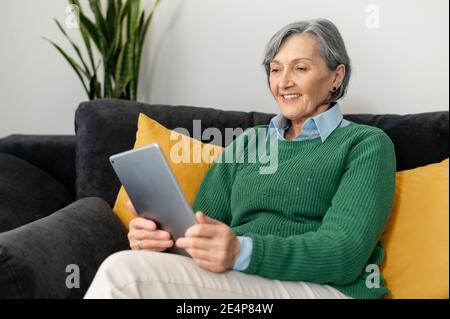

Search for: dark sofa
xmin=0 ymin=99 xmax=448 ymax=298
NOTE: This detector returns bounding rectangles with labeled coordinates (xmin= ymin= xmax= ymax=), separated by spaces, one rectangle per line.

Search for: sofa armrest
xmin=0 ymin=134 xmax=76 ymax=195
xmin=0 ymin=197 xmax=129 ymax=298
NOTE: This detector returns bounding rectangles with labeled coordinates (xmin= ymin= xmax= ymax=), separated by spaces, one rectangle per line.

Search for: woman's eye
xmin=296 ymin=67 xmax=306 ymax=71
xmin=270 ymin=69 xmax=280 ymax=73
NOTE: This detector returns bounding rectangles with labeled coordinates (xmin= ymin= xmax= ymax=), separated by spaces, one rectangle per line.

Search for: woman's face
xmin=269 ymin=33 xmax=344 ymax=121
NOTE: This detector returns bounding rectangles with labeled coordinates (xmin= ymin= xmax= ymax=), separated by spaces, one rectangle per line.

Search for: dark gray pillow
xmin=0 ymin=197 xmax=128 ymax=298
xmin=0 ymin=153 xmax=74 ymax=233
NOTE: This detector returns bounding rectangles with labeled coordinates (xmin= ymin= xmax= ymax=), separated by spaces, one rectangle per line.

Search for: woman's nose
xmin=279 ymin=78 xmax=295 ymax=89
xmin=278 ymin=71 xmax=295 ymax=89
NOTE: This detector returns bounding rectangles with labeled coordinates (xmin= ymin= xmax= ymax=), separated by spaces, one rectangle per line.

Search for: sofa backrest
xmin=75 ymin=99 xmax=449 ymax=206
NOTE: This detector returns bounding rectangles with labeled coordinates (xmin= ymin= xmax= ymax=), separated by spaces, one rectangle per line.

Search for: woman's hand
xmin=127 ymin=201 xmax=174 ymax=251
xmin=175 ymin=212 xmax=240 ymax=272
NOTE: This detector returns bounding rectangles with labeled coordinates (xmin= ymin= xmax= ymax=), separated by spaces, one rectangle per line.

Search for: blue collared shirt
xmin=267 ymin=102 xmax=351 ymax=142
xmin=233 ymin=103 xmax=352 ymax=271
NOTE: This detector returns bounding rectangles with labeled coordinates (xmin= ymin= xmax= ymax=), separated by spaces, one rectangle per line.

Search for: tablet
xmin=109 ymin=143 xmax=197 ymax=257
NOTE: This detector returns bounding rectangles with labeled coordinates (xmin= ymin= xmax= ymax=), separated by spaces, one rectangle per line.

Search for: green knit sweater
xmin=192 ymin=123 xmax=396 ymax=299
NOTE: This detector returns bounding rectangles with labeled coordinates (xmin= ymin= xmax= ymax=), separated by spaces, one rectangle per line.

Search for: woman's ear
xmin=332 ymin=64 xmax=346 ymax=91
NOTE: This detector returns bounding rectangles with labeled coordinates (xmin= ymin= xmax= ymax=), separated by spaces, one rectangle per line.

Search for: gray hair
xmin=263 ymin=19 xmax=351 ymax=103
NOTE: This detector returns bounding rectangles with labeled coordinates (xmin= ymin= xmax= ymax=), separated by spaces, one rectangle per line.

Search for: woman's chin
xmin=279 ymin=106 xmax=304 ymax=120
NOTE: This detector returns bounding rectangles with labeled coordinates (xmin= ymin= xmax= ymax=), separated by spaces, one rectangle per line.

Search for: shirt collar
xmin=267 ymin=102 xmax=344 ymax=143
xmin=267 ymin=115 xmax=287 ymax=141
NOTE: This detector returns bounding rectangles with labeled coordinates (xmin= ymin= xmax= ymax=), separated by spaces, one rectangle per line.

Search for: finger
xmin=130 ymin=240 xmax=169 ymax=252
xmin=139 ymin=239 xmax=174 ymax=250
xmin=129 ymin=217 xmax=157 ymax=231
xmin=129 ymin=229 xmax=171 ymax=241
xmin=144 ymin=247 xmax=167 ymax=252
xmin=176 ymin=237 xmax=212 ymax=250
xmin=148 ymin=230 xmax=172 ymax=240
xmin=195 ymin=212 xmax=222 ymax=225
xmin=185 ymin=224 xmax=218 ymax=238
xmin=192 ymin=258 xmax=226 ymax=273
xmin=186 ymin=248 xmax=212 ymax=261
xmin=187 ymin=248 xmax=231 ymax=266
xmin=126 ymin=201 xmax=138 ymax=217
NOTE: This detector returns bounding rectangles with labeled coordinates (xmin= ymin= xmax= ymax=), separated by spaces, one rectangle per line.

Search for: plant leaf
xmin=127 ymin=0 xmax=140 ymax=41
xmin=105 ymin=0 xmax=117 ymax=43
xmin=88 ymin=0 xmax=110 ymax=44
xmin=68 ymin=0 xmax=81 ymax=9
xmin=140 ymin=0 xmax=161 ymax=48
xmin=79 ymin=11 xmax=106 ymax=56
xmin=114 ymin=40 xmax=133 ymax=98
xmin=89 ymin=73 xmax=102 ymax=99
xmin=54 ymin=18 xmax=91 ymax=78
xmin=42 ymin=37 xmax=90 ymax=99
xmin=66 ymin=0 xmax=96 ymax=73
xmin=51 ymin=0 xmax=162 ymax=101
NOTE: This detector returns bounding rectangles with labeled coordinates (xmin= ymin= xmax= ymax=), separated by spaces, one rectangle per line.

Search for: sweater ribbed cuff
xmin=241 ymin=234 xmax=265 ymax=275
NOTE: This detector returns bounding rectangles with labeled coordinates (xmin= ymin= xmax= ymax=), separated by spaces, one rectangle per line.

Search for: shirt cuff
xmin=233 ymin=236 xmax=253 ymax=271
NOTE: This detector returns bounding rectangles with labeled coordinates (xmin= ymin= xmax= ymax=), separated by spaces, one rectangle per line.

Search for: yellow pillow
xmin=381 ymin=158 xmax=449 ymax=299
xmin=113 ymin=113 xmax=224 ymax=229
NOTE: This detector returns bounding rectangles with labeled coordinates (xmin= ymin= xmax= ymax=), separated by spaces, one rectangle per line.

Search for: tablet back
xmin=110 ymin=143 xmax=197 ymax=256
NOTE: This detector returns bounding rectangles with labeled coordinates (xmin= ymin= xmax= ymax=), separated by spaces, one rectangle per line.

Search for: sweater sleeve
xmin=242 ymin=132 xmax=397 ymax=286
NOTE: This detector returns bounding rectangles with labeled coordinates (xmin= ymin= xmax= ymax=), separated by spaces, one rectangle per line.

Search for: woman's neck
xmin=284 ymin=103 xmax=331 ymax=140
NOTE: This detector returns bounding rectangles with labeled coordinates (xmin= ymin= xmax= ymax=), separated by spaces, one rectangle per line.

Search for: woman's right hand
xmin=127 ymin=201 xmax=174 ymax=251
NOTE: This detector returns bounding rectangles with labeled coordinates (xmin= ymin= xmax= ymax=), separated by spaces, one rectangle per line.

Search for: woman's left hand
xmin=175 ymin=212 xmax=240 ymax=272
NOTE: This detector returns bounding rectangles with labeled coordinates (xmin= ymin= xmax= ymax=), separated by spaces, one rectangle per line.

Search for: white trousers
xmin=84 ymin=250 xmax=351 ymax=299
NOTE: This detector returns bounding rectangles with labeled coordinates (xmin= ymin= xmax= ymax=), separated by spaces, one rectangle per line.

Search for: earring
xmin=331 ymin=87 xmax=337 ymax=92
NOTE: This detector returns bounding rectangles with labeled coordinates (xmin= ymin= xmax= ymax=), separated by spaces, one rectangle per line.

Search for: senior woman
xmin=85 ymin=19 xmax=396 ymax=299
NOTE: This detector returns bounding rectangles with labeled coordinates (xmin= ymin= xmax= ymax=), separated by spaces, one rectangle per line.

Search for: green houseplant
xmin=43 ymin=0 xmax=162 ymax=100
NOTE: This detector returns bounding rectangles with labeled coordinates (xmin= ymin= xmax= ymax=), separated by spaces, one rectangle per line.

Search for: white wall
xmin=0 ymin=0 xmax=448 ymax=138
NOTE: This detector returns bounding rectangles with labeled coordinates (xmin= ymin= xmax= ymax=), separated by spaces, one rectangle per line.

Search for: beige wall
xmin=0 ymin=0 xmax=448 ymax=138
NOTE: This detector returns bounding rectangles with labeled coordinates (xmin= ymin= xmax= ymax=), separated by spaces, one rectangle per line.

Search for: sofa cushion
xmin=381 ymin=158 xmax=449 ymax=298
xmin=0 ymin=153 xmax=74 ymax=233
xmin=0 ymin=197 xmax=128 ymax=298
xmin=75 ymin=99 xmax=449 ymax=206
xmin=0 ymin=135 xmax=76 ymax=195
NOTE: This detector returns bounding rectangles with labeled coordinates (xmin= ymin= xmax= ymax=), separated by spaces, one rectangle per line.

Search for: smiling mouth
xmin=280 ymin=94 xmax=302 ymax=104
